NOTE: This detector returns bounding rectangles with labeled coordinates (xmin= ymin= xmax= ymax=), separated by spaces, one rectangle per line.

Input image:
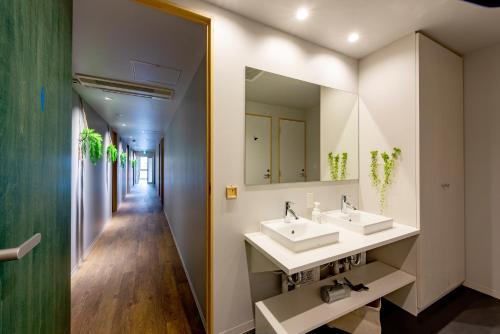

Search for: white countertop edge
xmin=244 ymin=223 xmax=420 ymax=275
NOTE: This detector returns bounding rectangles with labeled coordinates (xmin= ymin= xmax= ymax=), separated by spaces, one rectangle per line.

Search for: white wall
xmin=161 ymin=1 xmax=359 ymax=333
xmin=71 ymin=91 xmax=113 ymax=272
xmin=163 ymin=56 xmax=207 ymax=319
xmin=320 ymin=87 xmax=359 ymax=181
xmin=358 ymin=34 xmax=418 ymax=226
xmin=464 ymin=43 xmax=500 ymax=299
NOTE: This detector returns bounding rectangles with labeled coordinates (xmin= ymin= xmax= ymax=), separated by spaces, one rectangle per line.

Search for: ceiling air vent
xmin=245 ymin=67 xmax=263 ymax=82
xmin=74 ymin=73 xmax=174 ymax=101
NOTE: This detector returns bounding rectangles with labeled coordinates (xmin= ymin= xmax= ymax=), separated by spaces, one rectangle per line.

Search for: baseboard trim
xmin=163 ymin=209 xmax=207 ymax=329
xmin=219 ymin=319 xmax=254 ymax=334
xmin=464 ymin=280 xmax=500 ymax=299
xmin=71 ymin=218 xmax=109 ymax=277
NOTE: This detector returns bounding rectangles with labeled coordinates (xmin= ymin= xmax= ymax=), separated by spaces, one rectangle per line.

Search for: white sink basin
xmin=261 ymin=218 xmax=340 ymax=252
xmin=322 ymin=210 xmax=393 ymax=235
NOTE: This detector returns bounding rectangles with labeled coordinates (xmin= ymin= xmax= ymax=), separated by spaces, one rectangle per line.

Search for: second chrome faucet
xmin=285 ymin=201 xmax=299 ymax=222
xmin=341 ymin=195 xmax=357 ymax=214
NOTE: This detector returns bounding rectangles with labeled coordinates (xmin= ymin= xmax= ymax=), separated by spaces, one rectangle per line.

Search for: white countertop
xmin=244 ymin=222 xmax=419 ymax=275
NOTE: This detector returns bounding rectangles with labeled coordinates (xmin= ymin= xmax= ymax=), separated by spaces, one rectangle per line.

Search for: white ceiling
xmin=204 ymin=0 xmax=500 ymax=58
xmin=73 ymin=0 xmax=205 ymax=151
xmin=246 ymin=68 xmax=319 ymax=109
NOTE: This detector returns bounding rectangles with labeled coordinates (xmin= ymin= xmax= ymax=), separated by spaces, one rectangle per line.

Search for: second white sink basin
xmin=261 ymin=218 xmax=340 ymax=252
xmin=323 ymin=210 xmax=393 ymax=235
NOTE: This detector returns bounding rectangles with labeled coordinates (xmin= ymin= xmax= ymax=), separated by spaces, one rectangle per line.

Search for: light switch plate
xmin=306 ymin=193 xmax=314 ymax=208
xmin=226 ymin=185 xmax=238 ymax=199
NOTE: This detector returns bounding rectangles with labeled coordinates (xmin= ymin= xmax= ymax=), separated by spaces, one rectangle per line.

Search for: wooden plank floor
xmin=71 ymin=182 xmax=205 ymax=334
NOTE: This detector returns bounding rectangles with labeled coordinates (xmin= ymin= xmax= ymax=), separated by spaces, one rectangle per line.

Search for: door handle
xmin=264 ymin=169 xmax=271 ymax=179
xmin=0 ymin=233 xmax=41 ymax=262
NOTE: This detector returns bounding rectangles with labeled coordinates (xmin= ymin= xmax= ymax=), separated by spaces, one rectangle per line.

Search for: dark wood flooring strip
xmin=71 ymin=183 xmax=205 ymax=334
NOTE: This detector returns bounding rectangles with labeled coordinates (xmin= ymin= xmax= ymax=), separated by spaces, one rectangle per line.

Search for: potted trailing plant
xmin=369 ymin=147 xmax=402 ymax=213
xmin=370 ymin=150 xmax=380 ymax=188
xmin=340 ymin=152 xmax=348 ymax=180
xmin=328 ymin=152 xmax=348 ymax=181
xmin=106 ymin=143 xmax=118 ymax=163
xmin=131 ymin=159 xmax=137 ymax=169
xmin=120 ymin=152 xmax=127 ymax=168
xmin=80 ymin=128 xmax=103 ymax=165
xmin=328 ymin=152 xmax=340 ymax=181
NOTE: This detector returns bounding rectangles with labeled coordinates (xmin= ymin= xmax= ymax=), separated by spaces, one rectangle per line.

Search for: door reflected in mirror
xmin=245 ymin=67 xmax=359 ymax=185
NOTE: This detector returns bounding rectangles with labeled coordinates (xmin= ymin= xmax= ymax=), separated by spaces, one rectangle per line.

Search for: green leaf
xmin=120 ymin=152 xmax=127 ymax=168
xmin=340 ymin=152 xmax=348 ymax=180
xmin=80 ymin=128 xmax=103 ymax=165
xmin=106 ymin=144 xmax=118 ymax=163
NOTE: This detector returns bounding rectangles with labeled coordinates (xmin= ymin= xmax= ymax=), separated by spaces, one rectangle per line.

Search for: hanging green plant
xmin=328 ymin=152 xmax=340 ymax=181
xmin=131 ymin=159 xmax=137 ymax=169
xmin=106 ymin=144 xmax=118 ymax=163
xmin=120 ymin=152 xmax=127 ymax=168
xmin=370 ymin=150 xmax=380 ymax=188
xmin=80 ymin=128 xmax=103 ymax=165
xmin=340 ymin=152 xmax=348 ymax=180
xmin=369 ymin=147 xmax=402 ymax=213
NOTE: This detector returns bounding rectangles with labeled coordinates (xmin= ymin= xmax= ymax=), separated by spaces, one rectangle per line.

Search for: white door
xmin=280 ymin=119 xmax=306 ymax=183
xmin=245 ymin=114 xmax=272 ymax=185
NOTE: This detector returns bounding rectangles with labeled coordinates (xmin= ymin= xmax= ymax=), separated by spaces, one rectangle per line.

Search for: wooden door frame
xmin=134 ymin=1 xmax=213 ymax=332
xmin=159 ymin=137 xmax=165 ymax=206
xmin=111 ymin=131 xmax=118 ymax=213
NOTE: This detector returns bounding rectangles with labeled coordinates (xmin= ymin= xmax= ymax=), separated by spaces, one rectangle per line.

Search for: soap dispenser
xmin=312 ymin=202 xmax=321 ymax=223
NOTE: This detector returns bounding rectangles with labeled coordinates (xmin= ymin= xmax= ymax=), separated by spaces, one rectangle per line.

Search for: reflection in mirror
xmin=245 ymin=67 xmax=358 ymax=185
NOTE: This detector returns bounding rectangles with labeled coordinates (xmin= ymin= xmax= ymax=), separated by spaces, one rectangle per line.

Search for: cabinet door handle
xmin=441 ymin=183 xmax=450 ymax=189
xmin=0 ymin=233 xmax=41 ymax=262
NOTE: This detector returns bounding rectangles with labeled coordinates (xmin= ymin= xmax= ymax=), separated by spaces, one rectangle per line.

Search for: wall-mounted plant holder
xmin=80 ymin=128 xmax=103 ymax=165
xmin=328 ymin=152 xmax=348 ymax=181
xmin=120 ymin=152 xmax=127 ymax=168
xmin=107 ymin=143 xmax=118 ymax=163
xmin=369 ymin=147 xmax=402 ymax=213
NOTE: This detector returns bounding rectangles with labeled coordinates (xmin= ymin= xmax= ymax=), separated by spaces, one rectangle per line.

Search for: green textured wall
xmin=0 ymin=0 xmax=72 ymax=333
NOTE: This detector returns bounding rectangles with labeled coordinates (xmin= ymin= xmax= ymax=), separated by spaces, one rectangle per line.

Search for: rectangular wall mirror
xmin=245 ymin=67 xmax=358 ymax=185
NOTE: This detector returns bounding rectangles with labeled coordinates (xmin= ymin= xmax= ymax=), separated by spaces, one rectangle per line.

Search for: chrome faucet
xmin=341 ymin=195 xmax=357 ymax=214
xmin=285 ymin=201 xmax=299 ymax=221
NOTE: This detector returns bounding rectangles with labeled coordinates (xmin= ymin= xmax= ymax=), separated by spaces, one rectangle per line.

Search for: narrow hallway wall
xmin=163 ymin=56 xmax=207 ymax=320
xmin=71 ymin=91 xmax=113 ymax=272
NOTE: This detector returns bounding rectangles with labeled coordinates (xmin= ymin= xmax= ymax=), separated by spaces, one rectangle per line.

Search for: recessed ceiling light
xmin=122 ymin=123 xmax=126 ymax=127
xmin=105 ymin=96 xmax=113 ymax=101
xmin=295 ymin=7 xmax=309 ymax=21
xmin=348 ymin=32 xmax=360 ymax=43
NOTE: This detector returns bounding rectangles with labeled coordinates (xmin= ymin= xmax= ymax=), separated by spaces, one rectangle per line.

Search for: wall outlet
xmin=306 ymin=193 xmax=314 ymax=209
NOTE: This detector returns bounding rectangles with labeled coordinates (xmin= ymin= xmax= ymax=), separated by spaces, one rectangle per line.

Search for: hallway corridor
xmin=71 ymin=183 xmax=205 ymax=334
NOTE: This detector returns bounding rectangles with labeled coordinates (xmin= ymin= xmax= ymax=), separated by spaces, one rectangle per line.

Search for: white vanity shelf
xmin=244 ymin=222 xmax=419 ymax=275
xmin=255 ymin=261 xmax=416 ymax=334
